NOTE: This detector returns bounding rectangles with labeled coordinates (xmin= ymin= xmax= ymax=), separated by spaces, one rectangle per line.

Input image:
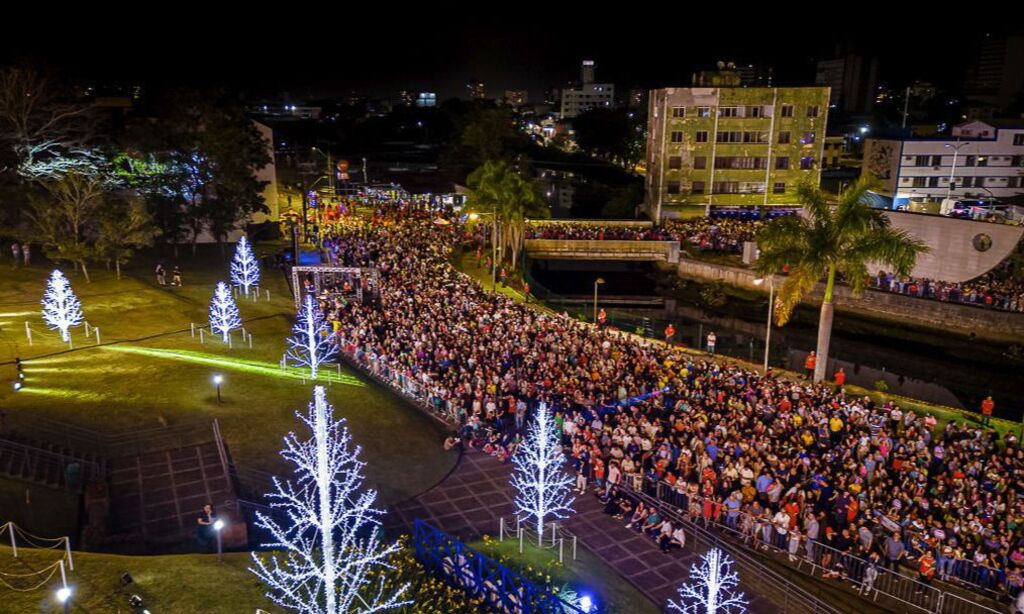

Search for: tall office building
xmin=815 ymin=53 xmax=878 ymax=114
xmin=560 ymin=60 xmax=615 ymax=119
xmin=466 ymin=78 xmax=486 ymax=100
xmin=645 ymin=86 xmax=830 ymax=219
xmin=965 ymin=32 xmax=1024 ymax=111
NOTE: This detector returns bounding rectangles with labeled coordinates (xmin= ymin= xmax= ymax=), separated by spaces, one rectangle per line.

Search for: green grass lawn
xmin=470 ymin=537 xmax=662 ymax=614
xmin=0 ymin=246 xmax=456 ymax=505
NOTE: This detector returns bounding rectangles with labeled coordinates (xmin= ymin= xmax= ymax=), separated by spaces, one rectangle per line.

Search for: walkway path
xmin=385 ymin=450 xmax=778 ymax=612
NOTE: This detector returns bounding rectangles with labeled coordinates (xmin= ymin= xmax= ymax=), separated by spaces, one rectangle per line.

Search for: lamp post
xmin=214 ymin=518 xmax=225 ymax=563
xmin=213 ymin=374 xmax=223 ymax=404
xmin=593 ymin=278 xmax=605 ymax=323
xmin=753 ymin=276 xmax=774 ymax=372
xmin=56 ymin=586 xmax=72 ymax=614
xmin=945 ymin=138 xmax=969 ymax=202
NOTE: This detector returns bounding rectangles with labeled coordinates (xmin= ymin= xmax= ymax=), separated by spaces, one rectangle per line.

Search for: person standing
xmin=981 ymin=395 xmax=994 ymax=426
xmin=834 ymin=366 xmax=846 ymax=388
xmin=883 ymin=531 xmax=906 ymax=572
xmin=706 ymin=331 xmax=716 ymax=355
xmin=804 ymin=351 xmax=817 ymax=380
xmin=21 ymin=243 xmax=30 ymax=265
xmin=664 ymin=323 xmax=675 ymax=343
xmin=10 ymin=242 xmax=20 ymax=265
xmin=155 ymin=263 xmax=166 ymax=286
xmin=196 ymin=503 xmax=217 ymax=550
xmin=171 ymin=265 xmax=183 ymax=286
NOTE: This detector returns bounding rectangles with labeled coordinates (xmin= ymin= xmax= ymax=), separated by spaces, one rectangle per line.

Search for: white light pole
xmin=214 ymin=518 xmax=225 ymax=563
xmin=593 ymin=278 xmax=605 ymax=323
xmin=213 ymin=374 xmax=223 ymax=404
xmin=56 ymin=586 xmax=72 ymax=614
xmin=753 ymin=276 xmax=774 ymax=372
xmin=945 ymin=138 xmax=968 ymax=201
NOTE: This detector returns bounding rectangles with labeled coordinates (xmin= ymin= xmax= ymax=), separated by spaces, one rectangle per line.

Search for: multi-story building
xmin=965 ymin=32 xmax=1024 ymax=112
xmin=504 ymin=90 xmax=528 ymax=106
xmin=815 ymin=53 xmax=877 ymax=114
xmin=644 ymin=86 xmax=830 ymax=219
xmin=822 ymin=136 xmax=846 ymax=169
xmin=862 ymin=120 xmax=1024 ymax=209
xmin=415 ymin=92 xmax=437 ymax=108
xmin=560 ymin=60 xmax=615 ymax=119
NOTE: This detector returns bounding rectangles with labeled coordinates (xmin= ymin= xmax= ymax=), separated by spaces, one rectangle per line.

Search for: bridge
xmin=524 ymin=239 xmax=681 ymax=263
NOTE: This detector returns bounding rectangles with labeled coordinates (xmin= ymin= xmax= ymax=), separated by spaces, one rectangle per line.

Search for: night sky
xmin=0 ymin=6 xmax=1003 ymax=101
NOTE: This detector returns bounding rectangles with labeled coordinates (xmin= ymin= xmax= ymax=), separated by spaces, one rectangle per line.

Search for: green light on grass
xmin=103 ymin=346 xmax=365 ymax=387
xmin=17 ymin=387 xmax=111 ymax=401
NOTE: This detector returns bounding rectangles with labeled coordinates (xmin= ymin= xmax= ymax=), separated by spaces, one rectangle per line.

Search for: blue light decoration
xmin=208 ymin=281 xmax=241 ymax=342
xmin=41 ymin=269 xmax=83 ymax=342
xmin=229 ymin=235 xmax=260 ymax=295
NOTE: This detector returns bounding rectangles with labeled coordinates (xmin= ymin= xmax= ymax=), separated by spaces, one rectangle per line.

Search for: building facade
xmin=862 ymin=120 xmax=1024 ymax=209
xmin=815 ymin=54 xmax=877 ymax=114
xmin=560 ymin=60 xmax=615 ymax=119
xmin=644 ymin=86 xmax=830 ymax=219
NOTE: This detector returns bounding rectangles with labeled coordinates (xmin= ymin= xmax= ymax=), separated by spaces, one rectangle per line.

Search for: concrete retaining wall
xmin=674 ymin=259 xmax=1024 ymax=341
xmin=526 ymin=239 xmax=680 ymax=263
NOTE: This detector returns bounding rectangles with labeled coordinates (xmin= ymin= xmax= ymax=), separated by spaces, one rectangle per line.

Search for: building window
xmin=799 ymin=156 xmax=815 ymax=170
xmin=691 ymin=181 xmax=705 ymax=194
xmin=964 ymin=155 xmax=976 ymax=167
xmin=773 ymin=182 xmax=786 ymax=194
xmin=714 ymin=157 xmax=767 ymax=170
xmin=977 ymin=156 xmax=988 ymax=167
xmin=716 ymin=131 xmax=742 ymax=143
xmin=695 ymin=131 xmax=709 ymax=143
xmin=1009 ymin=177 xmax=1022 ymax=188
xmin=801 ymin=131 xmax=816 ymax=144
xmin=775 ymin=156 xmax=790 ymax=170
xmin=671 ymin=106 xmax=685 ymax=118
xmin=668 ymin=156 xmax=682 ymax=169
xmin=1014 ymin=134 xmax=1024 ymax=146
xmin=806 ymin=105 xmax=819 ymax=118
xmin=742 ymin=131 xmax=769 ymax=143
xmin=693 ymin=156 xmax=708 ymax=169
xmin=915 ymin=155 xmax=930 ymax=166
xmin=719 ymin=106 xmax=739 ymax=117
xmin=747 ymin=106 xmax=764 ymax=118
xmin=670 ymin=131 xmax=684 ymax=143
xmin=781 ymin=105 xmax=794 ymax=118
xmin=778 ymin=131 xmax=791 ymax=144
xmin=912 ymin=177 xmax=927 ymax=188
xmin=928 ymin=177 xmax=939 ymax=188
xmin=667 ymin=181 xmax=681 ymax=195
xmin=697 ymin=106 xmax=711 ymax=118
xmin=1012 ymin=155 xmax=1024 ymax=167
xmin=931 ymin=155 xmax=942 ymax=166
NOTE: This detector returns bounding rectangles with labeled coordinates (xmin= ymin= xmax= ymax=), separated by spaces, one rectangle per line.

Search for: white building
xmin=862 ymin=120 xmax=1024 ymax=210
xmin=560 ymin=60 xmax=615 ymax=119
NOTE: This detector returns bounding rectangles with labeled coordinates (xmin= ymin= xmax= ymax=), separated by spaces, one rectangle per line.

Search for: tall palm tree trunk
xmin=814 ymin=267 xmax=836 ymax=383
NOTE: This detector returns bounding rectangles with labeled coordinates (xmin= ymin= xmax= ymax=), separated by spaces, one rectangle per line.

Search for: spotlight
xmin=579 ymin=594 xmax=594 ymax=612
xmin=12 ymin=381 xmax=22 ymax=391
xmin=120 ymin=572 xmax=134 ymax=586
xmin=128 ymin=594 xmax=144 ymax=607
xmin=56 ymin=587 xmax=72 ymax=603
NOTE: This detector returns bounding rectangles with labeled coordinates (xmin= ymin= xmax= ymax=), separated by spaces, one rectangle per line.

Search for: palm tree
xmin=467 ymin=160 xmax=549 ymax=266
xmin=755 ymin=177 xmax=928 ymax=382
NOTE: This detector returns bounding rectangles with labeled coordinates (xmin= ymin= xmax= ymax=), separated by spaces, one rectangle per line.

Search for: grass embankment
xmin=0 ymin=247 xmax=456 ymax=506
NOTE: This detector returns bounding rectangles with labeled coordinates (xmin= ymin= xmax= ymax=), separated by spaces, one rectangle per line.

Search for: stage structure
xmin=290 ymin=266 xmax=381 ymax=309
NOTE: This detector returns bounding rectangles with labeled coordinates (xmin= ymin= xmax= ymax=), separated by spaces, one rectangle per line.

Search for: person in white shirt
xmin=773 ymin=510 xmax=791 ymax=549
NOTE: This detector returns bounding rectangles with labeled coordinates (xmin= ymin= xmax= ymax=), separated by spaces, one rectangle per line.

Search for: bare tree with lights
xmin=250 ymin=386 xmax=410 ymax=614
xmin=510 ymin=403 xmax=576 ymax=546
xmin=230 ymin=235 xmax=260 ymax=295
xmin=41 ymin=269 xmax=83 ymax=342
xmin=285 ymin=294 xmax=337 ymax=379
xmin=668 ymin=548 xmax=748 ymax=614
xmin=208 ymin=281 xmax=241 ymax=342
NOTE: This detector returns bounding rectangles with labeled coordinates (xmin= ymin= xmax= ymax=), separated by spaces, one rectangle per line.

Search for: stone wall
xmin=674 ymin=259 xmax=1024 ymax=341
xmin=525 ymin=239 xmax=680 ymax=263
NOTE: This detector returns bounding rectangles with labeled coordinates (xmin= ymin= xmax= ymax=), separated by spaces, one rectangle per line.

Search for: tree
xmin=208 ymin=281 xmax=241 ymax=342
xmin=667 ymin=548 xmax=748 ymax=614
xmin=467 ymin=160 xmax=549 ymax=266
xmin=250 ymin=386 xmax=410 ymax=614
xmin=510 ymin=403 xmax=575 ymax=546
xmin=285 ymin=294 xmax=337 ymax=379
xmin=96 ymin=198 xmax=159 ymax=279
xmin=441 ymin=104 xmax=525 ymax=180
xmin=230 ymin=235 xmax=260 ymax=294
xmin=0 ymin=66 xmax=99 ymax=180
xmin=28 ymin=171 xmax=106 ymax=282
xmin=571 ymin=108 xmax=645 ymax=169
xmin=754 ymin=177 xmax=928 ymax=382
xmin=41 ymin=269 xmax=83 ymax=342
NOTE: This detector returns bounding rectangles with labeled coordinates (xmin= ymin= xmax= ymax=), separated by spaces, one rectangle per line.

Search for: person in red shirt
xmin=834 ymin=367 xmax=846 ymax=388
xmin=664 ymin=323 xmax=676 ymax=344
xmin=804 ymin=351 xmax=817 ymax=380
xmin=523 ymin=281 xmax=531 ymax=304
xmin=981 ymin=395 xmax=995 ymax=426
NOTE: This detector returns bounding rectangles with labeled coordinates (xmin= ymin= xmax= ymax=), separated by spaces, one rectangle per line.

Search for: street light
xmin=214 ymin=519 xmax=225 ymax=563
xmin=56 ymin=586 xmax=72 ymax=614
xmin=593 ymin=278 xmax=605 ymax=323
xmin=945 ymin=138 xmax=969 ymax=202
xmin=213 ymin=374 xmax=223 ymax=404
xmin=753 ymin=276 xmax=774 ymax=372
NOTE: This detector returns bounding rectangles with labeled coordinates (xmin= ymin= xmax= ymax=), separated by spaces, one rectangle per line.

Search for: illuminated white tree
xmin=41 ymin=269 xmax=83 ymax=342
xmin=230 ymin=235 xmax=260 ymax=295
xmin=668 ymin=548 xmax=748 ymax=614
xmin=285 ymin=294 xmax=337 ymax=379
xmin=208 ymin=281 xmax=241 ymax=342
xmin=510 ymin=403 xmax=575 ymax=546
xmin=250 ymin=386 xmax=410 ymax=614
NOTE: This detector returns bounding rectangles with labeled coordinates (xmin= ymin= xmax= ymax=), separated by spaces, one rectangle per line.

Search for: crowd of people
xmin=318 ymin=208 xmax=1022 ymax=601
xmin=871 ymin=269 xmax=1024 ymax=313
xmin=526 ymin=216 xmax=772 ymax=254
